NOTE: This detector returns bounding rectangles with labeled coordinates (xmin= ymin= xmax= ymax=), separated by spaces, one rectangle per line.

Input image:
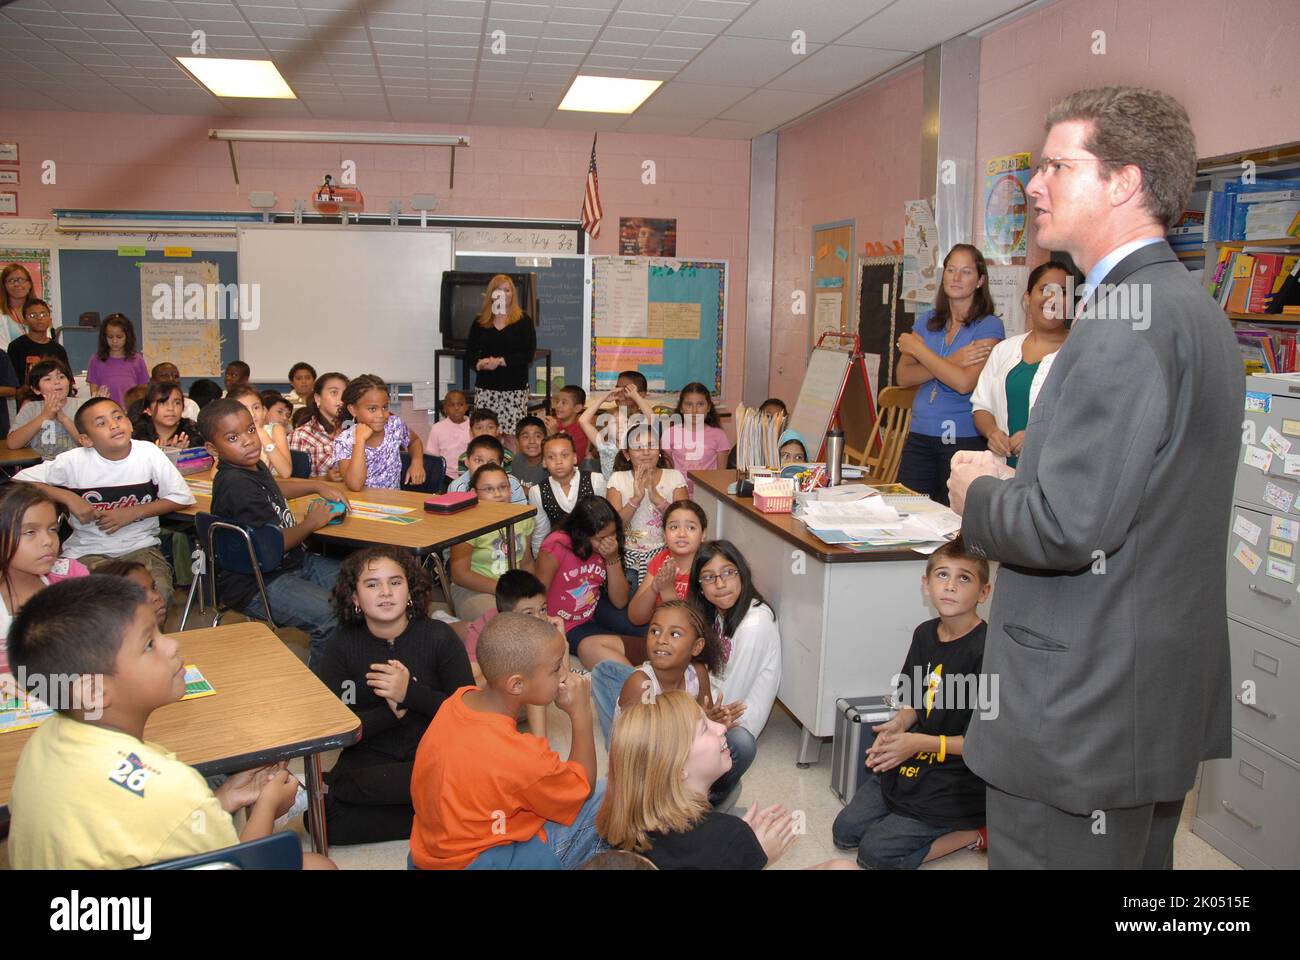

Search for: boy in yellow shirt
xmin=6 ymin=576 xmax=334 ymax=869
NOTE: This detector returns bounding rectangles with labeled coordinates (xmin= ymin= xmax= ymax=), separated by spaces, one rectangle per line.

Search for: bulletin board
xmin=57 ymin=248 xmax=239 ymax=376
xmin=589 ymin=256 xmax=726 ymax=394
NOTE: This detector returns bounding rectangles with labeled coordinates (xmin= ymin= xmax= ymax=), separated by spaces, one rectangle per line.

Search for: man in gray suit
xmin=947 ymin=87 xmax=1243 ymax=868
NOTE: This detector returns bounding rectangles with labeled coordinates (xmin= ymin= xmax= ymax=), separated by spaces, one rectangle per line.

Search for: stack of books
xmin=1236 ymin=325 xmax=1298 ymax=374
xmin=1208 ymin=180 xmax=1300 ymax=242
xmin=1209 ymin=249 xmax=1300 ymax=314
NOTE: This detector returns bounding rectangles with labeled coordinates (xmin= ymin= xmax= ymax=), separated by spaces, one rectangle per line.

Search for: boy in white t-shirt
xmin=14 ymin=397 xmax=196 ymax=606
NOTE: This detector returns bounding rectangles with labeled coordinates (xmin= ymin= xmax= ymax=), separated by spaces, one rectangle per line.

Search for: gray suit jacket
xmin=961 ymin=240 xmax=1243 ymax=814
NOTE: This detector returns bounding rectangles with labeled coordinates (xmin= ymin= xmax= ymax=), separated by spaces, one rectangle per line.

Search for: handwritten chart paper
xmin=646 ymin=301 xmax=700 ymax=340
xmin=592 ymin=258 xmax=648 ymax=337
xmin=594 ymin=338 xmax=664 ymax=372
xmin=140 ymin=261 xmax=223 ymax=376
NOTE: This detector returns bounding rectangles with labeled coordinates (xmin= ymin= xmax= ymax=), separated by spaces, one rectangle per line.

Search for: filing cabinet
xmin=1194 ymin=374 xmax=1300 ymax=869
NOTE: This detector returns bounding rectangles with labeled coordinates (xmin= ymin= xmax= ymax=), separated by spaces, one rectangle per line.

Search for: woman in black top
xmin=318 ymin=545 xmax=475 ymax=845
xmin=464 ymin=274 xmax=536 ymax=442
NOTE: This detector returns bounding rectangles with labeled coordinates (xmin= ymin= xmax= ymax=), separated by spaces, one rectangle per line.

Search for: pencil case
xmin=424 ymin=492 xmax=478 ymax=514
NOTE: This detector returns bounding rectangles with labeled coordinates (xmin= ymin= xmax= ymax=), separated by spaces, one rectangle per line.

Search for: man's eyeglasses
xmin=699 ymin=567 xmax=740 ymax=585
xmin=1033 ymin=157 xmax=1112 ymax=178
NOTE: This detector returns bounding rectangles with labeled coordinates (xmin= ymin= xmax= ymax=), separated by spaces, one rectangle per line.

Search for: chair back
xmin=289 ymin=449 xmax=312 ymax=478
xmin=141 ymin=832 xmax=303 ymax=870
xmin=194 ymin=513 xmax=284 ymax=576
xmin=856 ymin=386 xmax=916 ymax=483
xmin=401 ymin=453 xmax=446 ymax=494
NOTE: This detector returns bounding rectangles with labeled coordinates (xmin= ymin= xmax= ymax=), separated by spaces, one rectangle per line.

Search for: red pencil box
xmin=424 ymin=492 xmax=478 ymax=514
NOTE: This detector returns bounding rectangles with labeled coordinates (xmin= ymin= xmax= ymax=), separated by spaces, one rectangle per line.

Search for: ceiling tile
xmin=609 ymin=10 xmax=672 ymax=30
xmin=655 ymin=30 xmax=713 ymax=48
xmin=673 ymin=35 xmax=807 ymax=85
xmin=427 ymin=14 xmax=483 ymax=33
xmin=636 ymin=79 xmax=749 ymax=118
xmin=490 ymin=3 xmax=547 ymax=23
xmin=616 ymin=111 xmax=698 ymax=135
xmin=719 ymin=86 xmax=829 ymax=124
xmin=837 ymin=0 xmax=1025 ymax=52
xmin=690 ymin=116 xmax=767 ymax=139
xmin=766 ymin=42 xmax=911 ymax=94
xmin=616 ymin=0 xmax=690 ymax=13
xmin=725 ymin=0 xmax=890 ymax=42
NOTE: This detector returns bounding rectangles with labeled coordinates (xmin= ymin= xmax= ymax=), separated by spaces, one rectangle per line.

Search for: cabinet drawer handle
xmin=1220 ymin=800 xmax=1263 ymax=831
xmin=1249 ymin=584 xmax=1293 ymax=604
xmin=1263 ymin=470 xmax=1297 ymax=484
xmin=1235 ymin=696 xmax=1279 ymax=719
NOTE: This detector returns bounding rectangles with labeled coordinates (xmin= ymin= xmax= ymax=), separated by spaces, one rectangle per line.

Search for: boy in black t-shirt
xmin=832 ymin=537 xmax=991 ymax=869
xmin=199 ymin=398 xmax=348 ymax=672
xmin=8 ymin=300 xmax=70 ymax=381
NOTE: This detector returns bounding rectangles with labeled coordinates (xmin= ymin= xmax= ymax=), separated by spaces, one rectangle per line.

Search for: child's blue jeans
xmin=242 ymin=552 xmax=340 ymax=673
xmin=832 ymin=772 xmax=954 ymax=870
xmin=467 ymin=780 xmax=608 ymax=870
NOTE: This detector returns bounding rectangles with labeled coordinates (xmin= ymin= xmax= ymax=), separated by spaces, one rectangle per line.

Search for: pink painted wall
xmin=769 ymin=66 xmax=924 ymax=405
xmin=0 ymin=108 xmax=750 ymax=418
xmin=973 ymin=0 xmax=1300 ymax=258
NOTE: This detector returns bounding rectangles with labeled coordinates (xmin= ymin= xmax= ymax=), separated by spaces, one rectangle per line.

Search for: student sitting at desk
xmin=289 ymin=371 xmax=347 ymax=479
xmin=446 ymin=435 xmax=527 ymax=502
xmin=7 ymin=576 xmax=336 ymax=869
xmin=200 ymin=398 xmax=348 ymax=672
xmin=448 ymin=464 xmax=535 ymax=621
xmin=331 ymin=374 xmax=426 ymax=491
xmin=15 ymin=396 xmax=194 ymax=608
xmin=7 ymin=359 xmax=83 ymax=460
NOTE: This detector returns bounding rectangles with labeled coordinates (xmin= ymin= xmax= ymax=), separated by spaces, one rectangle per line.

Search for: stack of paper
xmin=734 ymin=404 xmax=786 ymax=469
xmin=798 ymin=495 xmax=961 ymax=553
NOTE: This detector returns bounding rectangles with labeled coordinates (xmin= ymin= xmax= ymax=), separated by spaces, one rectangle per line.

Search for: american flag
xmin=581 ymin=133 xmax=603 ymax=239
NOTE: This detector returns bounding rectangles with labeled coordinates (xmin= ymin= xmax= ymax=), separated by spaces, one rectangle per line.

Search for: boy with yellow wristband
xmin=832 ymin=537 xmax=991 ymax=869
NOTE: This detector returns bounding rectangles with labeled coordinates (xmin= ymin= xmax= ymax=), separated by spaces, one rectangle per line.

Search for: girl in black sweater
xmin=318 ymin=545 xmax=475 ymax=845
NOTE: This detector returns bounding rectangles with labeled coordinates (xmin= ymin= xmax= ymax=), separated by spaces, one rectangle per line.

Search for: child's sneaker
xmin=967 ymin=825 xmax=988 ymax=853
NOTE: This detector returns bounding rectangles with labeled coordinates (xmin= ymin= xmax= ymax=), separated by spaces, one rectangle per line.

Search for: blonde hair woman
xmin=596 ymin=691 xmax=854 ymax=870
xmin=465 ymin=274 xmax=536 ymax=443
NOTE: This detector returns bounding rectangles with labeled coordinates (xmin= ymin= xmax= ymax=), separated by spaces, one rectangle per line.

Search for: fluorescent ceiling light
xmin=210 ymin=129 xmax=467 ymax=146
xmin=558 ymin=76 xmax=662 ymax=114
xmin=178 ymin=58 xmax=296 ymax=99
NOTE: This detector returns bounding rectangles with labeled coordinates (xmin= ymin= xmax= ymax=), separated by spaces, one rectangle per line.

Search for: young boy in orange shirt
xmin=409 ymin=612 xmax=603 ymax=869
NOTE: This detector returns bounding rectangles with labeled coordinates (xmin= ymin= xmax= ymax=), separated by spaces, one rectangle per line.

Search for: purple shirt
xmin=87 ymin=354 xmax=149 ymax=407
xmin=330 ymin=415 xmax=411 ymax=489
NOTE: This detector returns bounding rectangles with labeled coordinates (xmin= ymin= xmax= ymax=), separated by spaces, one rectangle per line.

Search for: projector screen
xmin=237 ymin=225 xmax=453 ymax=384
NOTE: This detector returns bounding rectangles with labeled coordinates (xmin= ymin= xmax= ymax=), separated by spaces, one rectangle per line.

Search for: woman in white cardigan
xmin=688 ymin=539 xmax=782 ymax=807
xmin=971 ymin=261 xmax=1071 ymax=467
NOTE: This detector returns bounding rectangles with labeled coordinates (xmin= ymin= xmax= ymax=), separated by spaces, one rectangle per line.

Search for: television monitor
xmin=440 ymin=271 xmax=537 ymax=348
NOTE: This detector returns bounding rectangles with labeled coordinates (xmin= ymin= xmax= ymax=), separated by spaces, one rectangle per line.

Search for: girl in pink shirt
xmin=662 ymin=383 xmax=731 ymax=490
xmin=534 ymin=495 xmax=640 ymax=670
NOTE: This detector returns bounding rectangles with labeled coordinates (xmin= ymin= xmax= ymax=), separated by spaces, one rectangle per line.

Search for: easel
xmin=789 ymin=332 xmax=878 ymax=462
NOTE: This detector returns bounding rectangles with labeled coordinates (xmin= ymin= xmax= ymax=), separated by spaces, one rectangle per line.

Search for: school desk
xmin=0 ymin=621 xmax=360 ymax=857
xmin=0 ymin=447 xmax=42 ymax=473
xmin=177 ymin=468 xmax=537 ymax=563
xmin=689 ymin=470 xmax=992 ymax=767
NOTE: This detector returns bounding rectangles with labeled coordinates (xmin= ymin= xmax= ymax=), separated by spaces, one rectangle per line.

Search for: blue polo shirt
xmin=908 ymin=310 xmax=1005 ymax=438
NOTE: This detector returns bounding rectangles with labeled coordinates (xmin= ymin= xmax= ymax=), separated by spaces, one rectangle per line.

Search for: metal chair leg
xmin=428 ymin=551 xmax=456 ymax=617
xmin=179 ymin=573 xmax=203 ymax=631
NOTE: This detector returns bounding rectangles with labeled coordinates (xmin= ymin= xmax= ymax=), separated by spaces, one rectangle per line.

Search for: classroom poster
xmin=590 ymin=258 xmax=725 ymax=394
xmin=983 ymin=152 xmax=1032 ymax=264
xmin=901 ymin=199 xmax=938 ymax=312
xmin=619 ymin=217 xmax=677 ymax=256
xmin=813 ymin=291 xmax=845 ymax=347
xmin=139 ymin=261 xmax=223 ymax=376
xmin=986 ymin=265 xmax=1029 ymax=337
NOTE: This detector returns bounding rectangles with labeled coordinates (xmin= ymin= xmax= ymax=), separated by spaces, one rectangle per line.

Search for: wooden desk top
xmin=177 ymin=468 xmax=536 ymax=553
xmin=690 ymin=470 xmax=924 ymax=565
xmin=0 ymin=621 xmax=360 ymax=811
xmin=0 ymin=447 xmax=41 ymax=466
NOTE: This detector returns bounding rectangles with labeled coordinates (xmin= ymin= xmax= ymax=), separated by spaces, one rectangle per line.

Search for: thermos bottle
xmin=825 ymin=421 xmax=844 ymax=487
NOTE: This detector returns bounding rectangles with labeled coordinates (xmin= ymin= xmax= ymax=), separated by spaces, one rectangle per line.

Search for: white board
xmin=237 ymin=225 xmax=453 ymax=383
xmin=788 ymin=347 xmax=852 ymax=457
